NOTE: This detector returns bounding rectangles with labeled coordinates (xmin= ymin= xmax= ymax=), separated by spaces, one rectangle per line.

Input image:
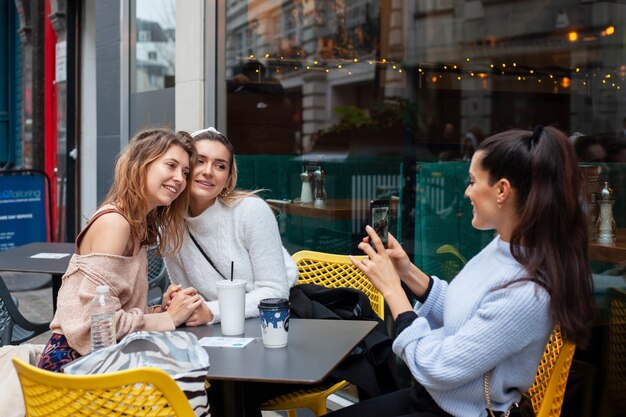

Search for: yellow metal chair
xmin=598 ymin=287 xmax=626 ymax=417
xmin=526 ymin=326 xmax=576 ymax=417
xmin=261 ymin=250 xmax=384 ymax=417
xmin=12 ymin=357 xmax=196 ymax=417
xmin=291 ymin=250 xmax=385 ymax=319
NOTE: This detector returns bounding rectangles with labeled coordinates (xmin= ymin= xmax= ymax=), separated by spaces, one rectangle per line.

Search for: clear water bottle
xmin=90 ymin=285 xmax=117 ymax=351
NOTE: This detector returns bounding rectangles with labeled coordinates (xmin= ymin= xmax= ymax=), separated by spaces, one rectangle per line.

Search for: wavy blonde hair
xmin=102 ymin=128 xmax=196 ymax=255
xmin=190 ymin=127 xmax=261 ymax=206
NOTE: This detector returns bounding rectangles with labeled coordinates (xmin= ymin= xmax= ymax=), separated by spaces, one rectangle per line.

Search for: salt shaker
xmin=596 ymin=181 xmax=616 ymax=245
xmin=313 ymin=169 xmax=327 ymax=207
xmin=300 ymin=172 xmax=313 ymax=204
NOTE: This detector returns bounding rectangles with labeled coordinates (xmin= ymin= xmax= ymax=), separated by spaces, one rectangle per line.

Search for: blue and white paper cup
xmin=258 ymin=298 xmax=290 ymax=348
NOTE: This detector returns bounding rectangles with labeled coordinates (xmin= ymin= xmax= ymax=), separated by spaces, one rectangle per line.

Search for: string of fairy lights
xmin=239 ymin=25 xmax=623 ymax=92
xmin=242 ymin=54 xmax=624 ymax=92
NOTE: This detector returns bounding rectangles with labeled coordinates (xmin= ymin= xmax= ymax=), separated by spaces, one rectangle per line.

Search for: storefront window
xmin=128 ymin=0 xmax=176 ymax=134
xmin=223 ymin=2 xmax=625 ymax=241
xmin=130 ymin=0 xmax=175 ymax=93
xmin=223 ymin=2 xmax=625 ymax=408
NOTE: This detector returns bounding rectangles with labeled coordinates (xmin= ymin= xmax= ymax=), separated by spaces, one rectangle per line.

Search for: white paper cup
xmin=258 ymin=298 xmax=290 ymax=348
xmin=215 ymin=279 xmax=247 ymax=335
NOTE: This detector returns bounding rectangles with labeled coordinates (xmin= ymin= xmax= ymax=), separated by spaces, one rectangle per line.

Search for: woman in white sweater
xmin=163 ymin=127 xmax=297 ymax=326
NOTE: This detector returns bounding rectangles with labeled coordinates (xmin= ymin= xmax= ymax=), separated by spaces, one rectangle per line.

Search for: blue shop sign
xmin=0 ymin=173 xmax=48 ymax=251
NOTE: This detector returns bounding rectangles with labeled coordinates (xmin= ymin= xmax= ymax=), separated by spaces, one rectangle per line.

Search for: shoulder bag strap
xmin=187 ymin=226 xmax=227 ymax=279
xmin=484 ymin=371 xmax=520 ymax=417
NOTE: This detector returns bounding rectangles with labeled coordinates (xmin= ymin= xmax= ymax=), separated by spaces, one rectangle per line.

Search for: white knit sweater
xmin=164 ymin=197 xmax=297 ymax=324
xmin=394 ymin=236 xmax=553 ymax=417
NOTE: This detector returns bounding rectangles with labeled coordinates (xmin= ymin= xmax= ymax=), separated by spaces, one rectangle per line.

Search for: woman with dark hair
xmin=327 ymin=126 xmax=594 ymax=417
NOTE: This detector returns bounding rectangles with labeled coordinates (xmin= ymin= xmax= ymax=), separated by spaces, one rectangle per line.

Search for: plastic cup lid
xmin=258 ymin=298 xmax=290 ymax=309
xmin=215 ymin=279 xmax=246 ymax=287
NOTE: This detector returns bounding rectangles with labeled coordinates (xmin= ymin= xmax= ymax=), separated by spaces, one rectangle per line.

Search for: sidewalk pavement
xmin=11 ymin=282 xmax=300 ymax=417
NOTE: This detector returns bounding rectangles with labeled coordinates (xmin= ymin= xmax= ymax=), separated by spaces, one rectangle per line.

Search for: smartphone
xmin=369 ymin=199 xmax=390 ymax=248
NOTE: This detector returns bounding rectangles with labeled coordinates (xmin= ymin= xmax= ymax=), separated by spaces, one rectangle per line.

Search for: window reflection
xmin=224 ymin=4 xmax=625 ymax=408
xmin=225 ymin=1 xmax=625 ymax=159
xmin=131 ymin=0 xmax=175 ymax=93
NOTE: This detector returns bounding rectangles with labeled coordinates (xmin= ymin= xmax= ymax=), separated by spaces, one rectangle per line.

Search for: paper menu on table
xmin=30 ymin=252 xmax=71 ymax=259
xmin=198 ymin=337 xmax=255 ymax=348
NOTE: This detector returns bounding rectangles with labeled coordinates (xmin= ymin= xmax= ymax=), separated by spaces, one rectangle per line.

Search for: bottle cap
xmin=599 ymin=182 xmax=614 ymax=201
xmin=96 ymin=285 xmax=110 ymax=294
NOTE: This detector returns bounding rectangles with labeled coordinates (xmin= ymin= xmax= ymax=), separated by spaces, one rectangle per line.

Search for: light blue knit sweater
xmin=394 ymin=236 xmax=553 ymax=417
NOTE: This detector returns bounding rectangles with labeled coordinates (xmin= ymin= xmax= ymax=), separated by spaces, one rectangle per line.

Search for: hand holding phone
xmin=370 ymin=199 xmax=390 ymax=248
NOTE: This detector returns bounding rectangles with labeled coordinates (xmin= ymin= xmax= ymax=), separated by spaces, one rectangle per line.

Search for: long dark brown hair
xmin=477 ymin=126 xmax=594 ymax=346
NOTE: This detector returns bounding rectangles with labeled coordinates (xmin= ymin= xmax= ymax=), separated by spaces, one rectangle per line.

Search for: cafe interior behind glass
xmin=132 ymin=1 xmax=626 ymax=414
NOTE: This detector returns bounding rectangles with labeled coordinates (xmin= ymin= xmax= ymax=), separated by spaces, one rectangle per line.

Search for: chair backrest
xmin=0 ymin=276 xmax=50 ymax=346
xmin=147 ymin=245 xmax=168 ymax=289
xmin=12 ymin=357 xmax=196 ymax=417
xmin=527 ymin=326 xmax=576 ymax=417
xmin=0 ymin=290 xmax=13 ymax=345
xmin=147 ymin=245 xmax=169 ymax=306
xmin=291 ymin=250 xmax=385 ymax=319
xmin=604 ymin=287 xmax=626 ymax=415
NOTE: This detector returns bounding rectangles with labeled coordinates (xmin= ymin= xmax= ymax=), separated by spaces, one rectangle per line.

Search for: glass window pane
xmin=129 ymin=0 xmax=176 ymax=135
xmin=223 ymin=1 xmax=626 ymax=243
xmin=222 ymin=6 xmax=626 ymax=400
xmin=131 ymin=0 xmax=176 ymax=94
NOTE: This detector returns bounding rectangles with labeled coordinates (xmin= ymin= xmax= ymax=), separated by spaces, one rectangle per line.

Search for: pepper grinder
xmin=596 ymin=181 xmax=616 ymax=245
xmin=299 ymin=172 xmax=313 ymax=204
xmin=313 ymin=169 xmax=327 ymax=207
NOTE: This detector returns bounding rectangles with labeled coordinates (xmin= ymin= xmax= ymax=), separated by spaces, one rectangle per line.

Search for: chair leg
xmin=313 ymin=398 xmax=328 ymax=416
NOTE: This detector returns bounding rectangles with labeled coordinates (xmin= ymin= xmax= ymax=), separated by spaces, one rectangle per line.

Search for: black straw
xmin=230 ymin=261 xmax=234 ymax=281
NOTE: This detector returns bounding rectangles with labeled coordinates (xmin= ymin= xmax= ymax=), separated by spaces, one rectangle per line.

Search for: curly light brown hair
xmin=102 ymin=128 xmax=196 ymax=255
